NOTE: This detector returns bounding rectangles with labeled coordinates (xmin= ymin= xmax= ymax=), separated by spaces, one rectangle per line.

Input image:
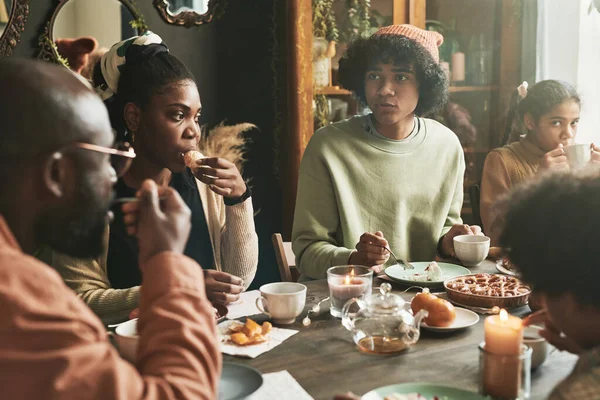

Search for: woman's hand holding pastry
xmin=348 ymin=231 xmax=390 ymax=269
xmin=190 ymin=156 xmax=247 ymax=198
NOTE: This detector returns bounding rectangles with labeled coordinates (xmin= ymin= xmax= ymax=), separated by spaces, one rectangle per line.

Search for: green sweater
xmin=292 ymin=115 xmax=465 ymax=279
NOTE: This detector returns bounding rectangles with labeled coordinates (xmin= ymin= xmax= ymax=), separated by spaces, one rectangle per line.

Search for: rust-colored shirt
xmin=480 ymin=136 xmax=546 ymax=245
xmin=0 ymin=215 xmax=221 ymax=399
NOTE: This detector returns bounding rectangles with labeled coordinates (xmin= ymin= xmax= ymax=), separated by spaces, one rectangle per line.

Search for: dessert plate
xmin=385 ymin=262 xmax=470 ymax=288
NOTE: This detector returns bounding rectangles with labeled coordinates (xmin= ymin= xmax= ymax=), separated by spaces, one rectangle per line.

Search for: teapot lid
xmin=367 ymin=283 xmax=406 ymax=313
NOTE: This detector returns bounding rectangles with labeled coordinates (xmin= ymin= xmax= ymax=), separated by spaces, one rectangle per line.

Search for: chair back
xmin=469 ymin=183 xmax=483 ymax=227
xmin=272 ymin=233 xmax=299 ymax=282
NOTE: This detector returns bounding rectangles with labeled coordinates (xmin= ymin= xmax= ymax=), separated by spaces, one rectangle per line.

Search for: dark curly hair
xmin=338 ymin=34 xmax=448 ymax=116
xmin=499 ymin=169 xmax=600 ymax=307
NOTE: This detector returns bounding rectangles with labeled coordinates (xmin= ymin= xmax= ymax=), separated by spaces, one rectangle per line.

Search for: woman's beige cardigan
xmin=44 ymin=178 xmax=259 ymax=325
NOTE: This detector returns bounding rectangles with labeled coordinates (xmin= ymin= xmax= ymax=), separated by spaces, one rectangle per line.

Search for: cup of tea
xmin=523 ymin=325 xmax=549 ymax=369
xmin=453 ymin=235 xmax=490 ymax=266
xmin=112 ymin=319 xmax=139 ymax=363
xmin=564 ymin=143 xmax=591 ymax=169
xmin=255 ymin=282 xmax=307 ymax=324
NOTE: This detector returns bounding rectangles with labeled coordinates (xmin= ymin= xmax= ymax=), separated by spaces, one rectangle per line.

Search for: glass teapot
xmin=342 ymin=283 xmax=428 ymax=354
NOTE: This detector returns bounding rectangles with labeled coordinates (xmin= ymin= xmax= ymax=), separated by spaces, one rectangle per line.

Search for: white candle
xmin=483 ymin=309 xmax=524 ymax=398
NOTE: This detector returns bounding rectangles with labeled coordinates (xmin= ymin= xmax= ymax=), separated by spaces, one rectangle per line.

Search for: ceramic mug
xmin=564 ymin=143 xmax=591 ymax=169
xmin=453 ymin=235 xmax=490 ymax=267
xmin=255 ymin=282 xmax=307 ymax=324
xmin=110 ymin=319 xmax=139 ymax=363
xmin=523 ymin=325 xmax=549 ymax=369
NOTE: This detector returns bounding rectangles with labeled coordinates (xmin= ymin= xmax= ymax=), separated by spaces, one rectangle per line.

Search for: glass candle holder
xmin=327 ymin=265 xmax=373 ymax=318
xmin=479 ymin=342 xmax=532 ymax=400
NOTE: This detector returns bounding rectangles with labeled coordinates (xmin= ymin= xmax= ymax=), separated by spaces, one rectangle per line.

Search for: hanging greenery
xmin=314 ymin=94 xmax=330 ymax=130
xmin=313 ymin=0 xmax=339 ymax=41
xmin=338 ymin=0 xmax=372 ymax=43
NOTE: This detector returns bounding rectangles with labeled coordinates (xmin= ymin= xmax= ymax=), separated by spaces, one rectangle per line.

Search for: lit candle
xmin=483 ymin=309 xmax=524 ymax=398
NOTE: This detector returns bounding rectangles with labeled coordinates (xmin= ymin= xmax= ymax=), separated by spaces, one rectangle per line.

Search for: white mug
xmin=255 ymin=282 xmax=307 ymax=324
xmin=453 ymin=234 xmax=490 ymax=267
xmin=524 ymin=325 xmax=549 ymax=369
xmin=111 ymin=319 xmax=139 ymax=363
xmin=564 ymin=143 xmax=591 ymax=169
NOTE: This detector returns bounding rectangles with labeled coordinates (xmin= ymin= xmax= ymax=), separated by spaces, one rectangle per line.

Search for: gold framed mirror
xmin=153 ymin=0 xmax=227 ymax=28
xmin=0 ymin=0 xmax=30 ymax=57
xmin=38 ymin=0 xmax=147 ymax=75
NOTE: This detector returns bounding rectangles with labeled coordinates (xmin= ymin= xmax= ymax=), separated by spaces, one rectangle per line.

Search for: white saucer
xmin=421 ymin=307 xmax=480 ymax=332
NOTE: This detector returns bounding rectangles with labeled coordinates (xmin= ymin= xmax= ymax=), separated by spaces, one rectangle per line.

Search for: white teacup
xmin=113 ymin=319 xmax=139 ymax=363
xmin=564 ymin=143 xmax=591 ymax=169
xmin=453 ymin=235 xmax=490 ymax=267
xmin=524 ymin=325 xmax=549 ymax=369
xmin=256 ymin=282 xmax=307 ymax=324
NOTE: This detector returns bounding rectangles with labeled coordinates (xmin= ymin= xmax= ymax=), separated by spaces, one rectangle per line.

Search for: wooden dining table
xmin=224 ymin=260 xmax=577 ymax=400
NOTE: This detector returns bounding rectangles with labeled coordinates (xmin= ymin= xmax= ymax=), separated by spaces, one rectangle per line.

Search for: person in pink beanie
xmin=293 ymin=25 xmax=481 ymax=281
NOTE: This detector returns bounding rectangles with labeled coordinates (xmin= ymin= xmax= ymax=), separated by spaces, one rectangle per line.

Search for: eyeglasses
xmin=73 ymin=141 xmax=136 ymax=177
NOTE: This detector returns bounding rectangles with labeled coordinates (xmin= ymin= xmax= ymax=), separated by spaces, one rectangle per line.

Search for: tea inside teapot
xmin=342 ymin=283 xmax=428 ymax=354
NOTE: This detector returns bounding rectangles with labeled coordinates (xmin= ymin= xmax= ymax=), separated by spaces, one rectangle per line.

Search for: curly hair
xmin=338 ymin=34 xmax=448 ymax=116
xmin=499 ymin=169 xmax=600 ymax=307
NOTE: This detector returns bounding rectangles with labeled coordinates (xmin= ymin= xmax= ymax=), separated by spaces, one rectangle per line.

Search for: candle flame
xmin=344 ymin=275 xmax=351 ymax=285
xmin=499 ymin=309 xmax=508 ymax=321
xmin=350 ymin=269 xmax=355 ymax=277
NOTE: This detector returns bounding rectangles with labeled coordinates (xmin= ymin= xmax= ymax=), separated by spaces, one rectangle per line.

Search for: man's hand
xmin=538 ymin=144 xmax=569 ymax=174
xmin=190 ymin=157 xmax=247 ymax=198
xmin=348 ymin=231 xmax=390 ymax=268
xmin=204 ymin=270 xmax=244 ymax=305
xmin=524 ymin=309 xmax=582 ymax=355
xmin=440 ymin=224 xmax=482 ymax=258
xmin=122 ymin=180 xmax=191 ymax=264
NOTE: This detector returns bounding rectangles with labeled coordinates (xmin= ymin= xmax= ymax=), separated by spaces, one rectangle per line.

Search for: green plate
xmin=362 ymin=383 xmax=489 ymax=400
xmin=384 ymin=262 xmax=470 ymax=288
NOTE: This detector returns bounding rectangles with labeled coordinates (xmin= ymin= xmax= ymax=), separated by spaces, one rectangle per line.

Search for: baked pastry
xmin=411 ymin=290 xmax=456 ymax=327
xmin=444 ymin=273 xmax=531 ymax=309
xmin=226 ymin=318 xmax=272 ymax=346
xmin=183 ymin=150 xmax=204 ymax=168
xmin=445 ymin=273 xmax=528 ymax=297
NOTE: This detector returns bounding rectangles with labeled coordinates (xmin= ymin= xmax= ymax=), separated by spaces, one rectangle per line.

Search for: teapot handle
xmin=341 ymin=297 xmax=365 ymax=331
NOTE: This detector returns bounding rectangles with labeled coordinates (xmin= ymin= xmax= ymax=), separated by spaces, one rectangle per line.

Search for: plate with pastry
xmin=410 ymin=289 xmax=479 ymax=332
xmin=385 ymin=261 xmax=470 ymax=288
xmin=495 ymin=257 xmax=518 ymax=276
xmin=362 ymin=383 xmax=488 ymax=400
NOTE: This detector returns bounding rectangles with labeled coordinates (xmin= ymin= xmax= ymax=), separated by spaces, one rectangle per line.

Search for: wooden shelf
xmin=315 ymin=86 xmax=352 ymax=95
xmin=449 ymin=85 xmax=499 ymax=93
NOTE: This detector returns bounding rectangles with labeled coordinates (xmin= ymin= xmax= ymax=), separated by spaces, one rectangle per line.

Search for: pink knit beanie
xmin=373 ymin=24 xmax=444 ymax=64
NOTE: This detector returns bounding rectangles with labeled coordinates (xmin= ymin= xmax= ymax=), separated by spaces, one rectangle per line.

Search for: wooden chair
xmin=272 ymin=233 xmax=300 ymax=282
xmin=469 ymin=183 xmax=483 ymax=228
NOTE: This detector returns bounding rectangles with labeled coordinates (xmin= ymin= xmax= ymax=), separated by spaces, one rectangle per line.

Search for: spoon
xmin=382 ymin=245 xmax=415 ymax=270
xmin=112 ymin=196 xmax=168 ymax=204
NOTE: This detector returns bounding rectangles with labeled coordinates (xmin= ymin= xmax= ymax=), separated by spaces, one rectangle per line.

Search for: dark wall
xmin=213 ymin=0 xmax=286 ymax=289
xmin=11 ymin=0 xmax=285 ymax=289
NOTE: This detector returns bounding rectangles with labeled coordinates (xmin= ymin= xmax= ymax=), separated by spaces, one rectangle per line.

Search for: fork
xmin=382 ymin=245 xmax=415 ymax=270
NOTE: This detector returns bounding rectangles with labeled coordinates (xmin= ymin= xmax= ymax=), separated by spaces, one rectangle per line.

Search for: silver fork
xmin=382 ymin=245 xmax=415 ymax=270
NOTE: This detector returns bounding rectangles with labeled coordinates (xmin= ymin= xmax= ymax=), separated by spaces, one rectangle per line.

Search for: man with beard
xmin=0 ymin=59 xmax=220 ymax=399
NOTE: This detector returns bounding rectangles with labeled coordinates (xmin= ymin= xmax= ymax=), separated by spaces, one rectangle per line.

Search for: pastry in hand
xmin=183 ymin=150 xmax=204 ymax=168
xmin=411 ymin=289 xmax=456 ymax=327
